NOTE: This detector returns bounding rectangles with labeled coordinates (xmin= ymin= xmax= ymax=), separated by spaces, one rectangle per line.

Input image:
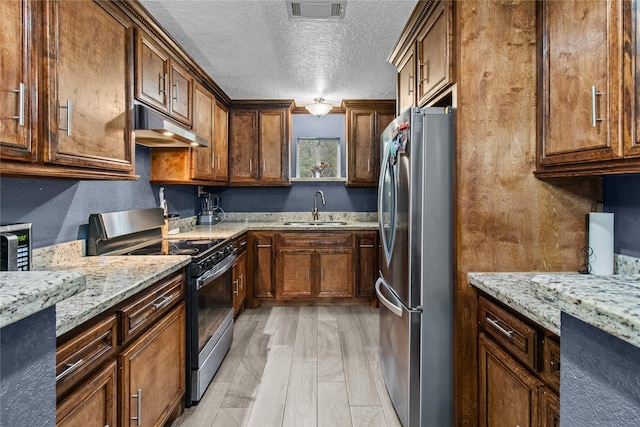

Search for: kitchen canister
xmin=587 ymin=212 xmax=614 ymax=275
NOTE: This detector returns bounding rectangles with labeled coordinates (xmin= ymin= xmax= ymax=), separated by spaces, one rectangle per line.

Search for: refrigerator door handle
xmin=375 ymin=277 xmax=403 ymax=317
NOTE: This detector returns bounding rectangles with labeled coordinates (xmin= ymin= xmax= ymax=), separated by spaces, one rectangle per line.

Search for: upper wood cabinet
xmin=397 ymin=48 xmax=416 ymax=114
xmin=135 ymin=30 xmax=193 ymax=127
xmin=625 ymin=0 xmax=640 ymax=159
xmin=344 ymin=100 xmax=395 ymax=186
xmin=390 ymin=0 xmax=455 ymax=113
xmin=229 ymin=102 xmax=292 ymax=185
xmin=44 ymin=0 xmax=135 ymax=175
xmin=213 ymin=99 xmax=229 ymax=181
xmin=191 ymin=82 xmax=216 ymax=181
xmin=416 ymin=0 xmax=454 ymax=105
xmin=150 ymin=83 xmax=229 ymax=185
xmin=0 ymin=0 xmax=35 ymax=163
xmin=2 ymin=0 xmax=136 ymax=179
xmin=536 ymin=0 xmax=639 ymax=177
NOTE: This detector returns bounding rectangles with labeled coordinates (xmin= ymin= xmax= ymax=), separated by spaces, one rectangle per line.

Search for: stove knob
xmin=206 ymin=259 xmax=214 ymax=270
xmin=217 ymin=250 xmax=225 ymax=259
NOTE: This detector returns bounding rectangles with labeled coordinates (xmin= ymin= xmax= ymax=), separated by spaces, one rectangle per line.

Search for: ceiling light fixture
xmin=305 ymin=98 xmax=333 ymax=116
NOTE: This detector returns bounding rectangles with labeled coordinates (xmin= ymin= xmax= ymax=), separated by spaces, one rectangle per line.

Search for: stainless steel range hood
xmin=133 ymin=104 xmax=208 ymax=147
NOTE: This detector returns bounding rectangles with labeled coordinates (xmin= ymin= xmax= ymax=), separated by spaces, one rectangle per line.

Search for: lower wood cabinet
xmin=56 ymin=270 xmax=186 ymax=427
xmin=355 ymin=231 xmax=379 ymax=298
xmin=56 ymin=360 xmax=117 ymax=427
xmin=477 ymin=294 xmax=560 ymax=427
xmin=120 ymin=303 xmax=185 ymax=427
xmin=479 ymin=333 xmax=542 ymax=427
xmin=232 ymin=248 xmax=247 ymax=315
xmin=249 ymin=230 xmax=377 ymax=306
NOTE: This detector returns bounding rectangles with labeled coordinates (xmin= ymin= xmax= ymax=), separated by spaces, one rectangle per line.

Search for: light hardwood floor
xmin=170 ymin=306 xmax=402 ymax=427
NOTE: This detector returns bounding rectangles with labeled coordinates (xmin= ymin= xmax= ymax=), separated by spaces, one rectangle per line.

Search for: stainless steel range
xmin=86 ymin=208 xmax=235 ymax=406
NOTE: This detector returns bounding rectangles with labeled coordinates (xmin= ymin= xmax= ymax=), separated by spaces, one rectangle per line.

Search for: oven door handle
xmin=196 ymin=254 xmax=236 ymax=290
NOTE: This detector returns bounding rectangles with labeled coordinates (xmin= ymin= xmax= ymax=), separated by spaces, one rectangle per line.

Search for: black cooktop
xmin=127 ymin=239 xmax=225 ymax=257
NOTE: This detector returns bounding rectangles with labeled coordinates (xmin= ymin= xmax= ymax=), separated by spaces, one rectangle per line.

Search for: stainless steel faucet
xmin=312 ymin=190 xmax=325 ymax=221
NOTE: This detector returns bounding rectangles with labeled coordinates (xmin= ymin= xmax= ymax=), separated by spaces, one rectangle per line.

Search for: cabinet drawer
xmin=120 ymin=271 xmax=185 ymax=344
xmin=541 ymin=335 xmax=561 ymax=393
xmin=478 ymin=296 xmax=538 ymax=370
xmin=279 ymin=232 xmax=351 ymax=248
xmin=56 ymin=314 xmax=118 ymax=399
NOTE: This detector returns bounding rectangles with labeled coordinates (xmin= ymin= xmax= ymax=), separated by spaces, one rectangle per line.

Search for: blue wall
xmin=0 ymin=146 xmax=199 ymax=248
xmin=204 ymin=113 xmax=377 ymax=213
xmin=603 ymin=174 xmax=640 ymax=258
xmin=1 ymin=307 xmax=56 ymax=427
xmin=561 ymin=313 xmax=640 ymax=425
xmin=0 ymin=113 xmax=377 ymax=249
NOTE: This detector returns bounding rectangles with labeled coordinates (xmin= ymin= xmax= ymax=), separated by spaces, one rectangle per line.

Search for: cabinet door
xmin=540 ymin=0 xmax=624 ymax=165
xmin=169 ymin=61 xmax=192 ymax=126
xmin=192 ymin=83 xmax=215 ymax=181
xmin=478 ymin=333 xmax=542 ymax=427
xmin=355 ymin=232 xmax=378 ymax=298
xmin=252 ymin=232 xmax=275 ymax=298
xmin=417 ymin=1 xmax=454 ymax=105
xmin=229 ymin=110 xmax=258 ymax=183
xmin=539 ymin=387 xmax=560 ymax=427
xmin=213 ymin=99 xmax=229 ymax=182
xmin=45 ymin=0 xmax=134 ymax=173
xmin=135 ymin=31 xmax=170 ymax=114
xmin=232 ymin=251 xmax=247 ymax=315
xmin=56 ymin=360 xmax=117 ymax=427
xmin=398 ymin=48 xmax=416 ymax=114
xmin=347 ymin=109 xmax=377 ymax=185
xmin=259 ymin=109 xmax=289 ymax=183
xmin=0 ymin=0 xmax=34 ymax=162
xmin=318 ymin=249 xmax=353 ymax=298
xmin=120 ymin=303 xmax=185 ymax=427
xmin=277 ymin=249 xmax=314 ymax=299
xmin=626 ymin=1 xmax=640 ymax=158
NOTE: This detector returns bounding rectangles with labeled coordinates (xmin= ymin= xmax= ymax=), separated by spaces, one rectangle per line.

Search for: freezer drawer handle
xmin=486 ymin=316 xmax=514 ymax=338
xmin=375 ymin=277 xmax=403 ymax=317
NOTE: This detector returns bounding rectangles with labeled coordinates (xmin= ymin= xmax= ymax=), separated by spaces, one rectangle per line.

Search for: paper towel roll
xmin=588 ymin=212 xmax=614 ymax=275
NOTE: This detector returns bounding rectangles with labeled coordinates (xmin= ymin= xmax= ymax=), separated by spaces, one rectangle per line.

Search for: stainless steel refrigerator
xmin=376 ymin=107 xmax=454 ymax=427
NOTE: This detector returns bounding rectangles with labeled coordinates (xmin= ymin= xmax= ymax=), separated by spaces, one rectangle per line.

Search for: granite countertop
xmin=45 ymin=255 xmax=190 ymax=337
xmin=532 ymin=274 xmax=640 ymax=349
xmin=0 ymin=271 xmax=86 ymax=329
xmin=468 ymin=272 xmax=562 ymax=335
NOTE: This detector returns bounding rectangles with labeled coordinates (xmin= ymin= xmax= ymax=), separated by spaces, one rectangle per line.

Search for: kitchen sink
xmin=282 ymin=221 xmax=348 ymax=226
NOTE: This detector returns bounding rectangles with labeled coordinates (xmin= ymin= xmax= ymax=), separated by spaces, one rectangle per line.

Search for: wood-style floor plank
xmin=340 ymin=330 xmax=381 ymax=406
xmin=172 ymin=306 xmax=402 ymax=427
xmin=282 ymin=361 xmax=317 ymax=427
xmin=293 ymin=306 xmax=318 ymax=361
xmin=245 ymin=344 xmax=293 ymax=427
xmin=317 ymin=319 xmax=345 ymax=382
xmin=317 ymin=382 xmax=352 ymax=427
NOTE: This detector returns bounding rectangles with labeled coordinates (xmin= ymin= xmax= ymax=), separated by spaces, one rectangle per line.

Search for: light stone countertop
xmin=46 ymin=255 xmax=190 ymax=337
xmin=468 ymin=272 xmax=562 ymax=336
xmin=0 ymin=271 xmax=86 ymax=329
xmin=532 ymin=274 xmax=640 ymax=349
xmin=3 ymin=213 xmax=376 ymax=338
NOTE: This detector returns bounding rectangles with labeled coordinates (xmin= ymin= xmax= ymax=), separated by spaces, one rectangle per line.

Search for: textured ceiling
xmin=138 ymin=0 xmax=417 ymax=107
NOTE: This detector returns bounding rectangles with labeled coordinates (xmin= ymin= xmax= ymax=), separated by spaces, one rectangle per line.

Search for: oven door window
xmin=197 ymin=268 xmax=233 ymax=355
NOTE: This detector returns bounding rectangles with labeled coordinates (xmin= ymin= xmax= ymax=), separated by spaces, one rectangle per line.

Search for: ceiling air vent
xmin=286 ymin=1 xmax=347 ymax=19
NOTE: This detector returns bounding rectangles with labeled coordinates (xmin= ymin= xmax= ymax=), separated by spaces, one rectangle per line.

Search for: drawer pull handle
xmin=132 ymin=388 xmax=142 ymax=425
xmin=152 ymin=295 xmax=172 ymax=310
xmin=233 ymin=279 xmax=239 ymax=295
xmin=56 ymin=358 xmax=84 ymax=381
xmin=486 ymin=316 xmax=514 ymax=338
